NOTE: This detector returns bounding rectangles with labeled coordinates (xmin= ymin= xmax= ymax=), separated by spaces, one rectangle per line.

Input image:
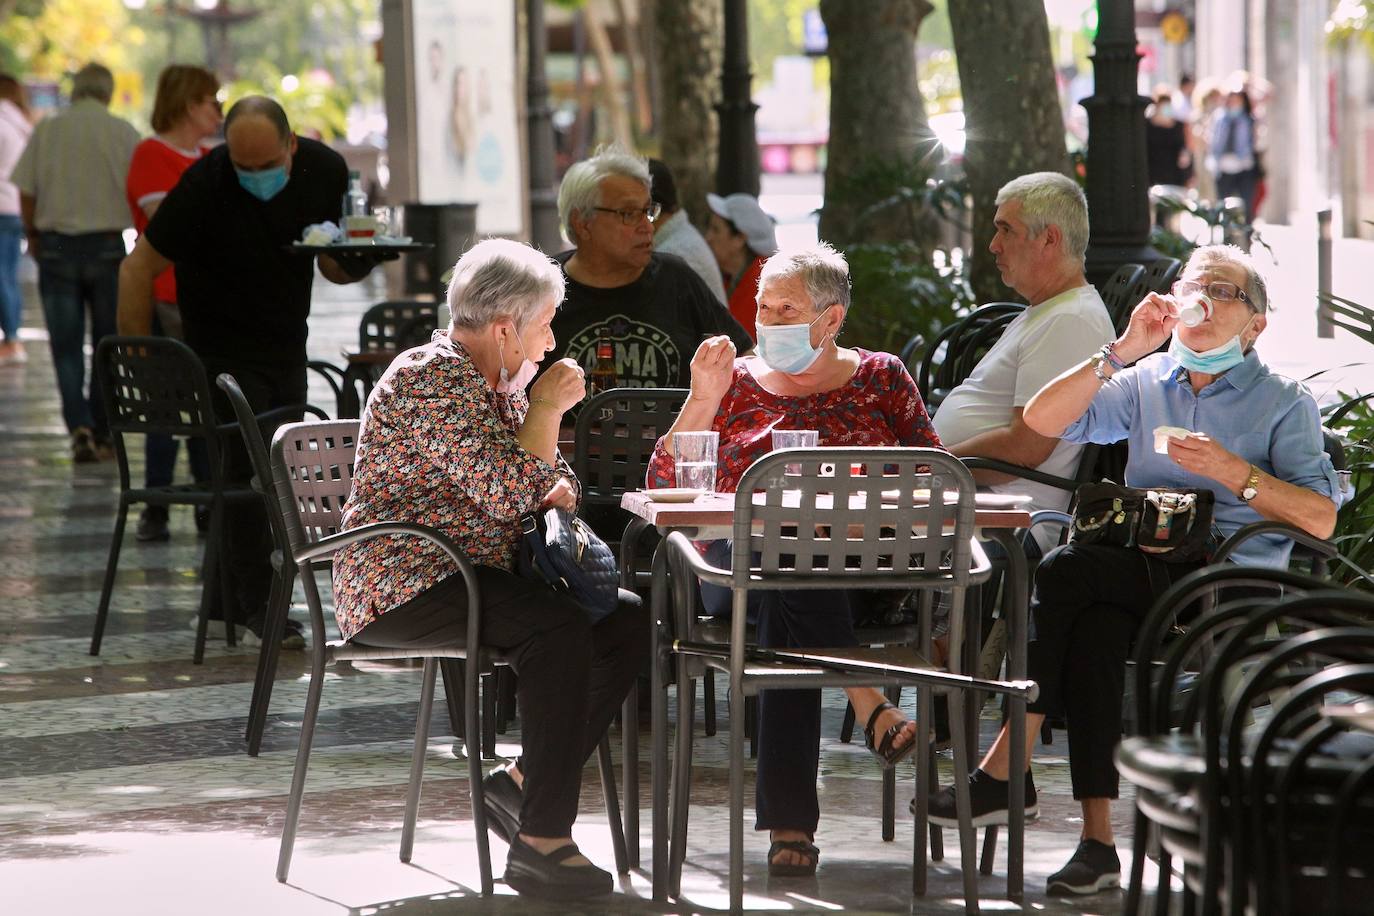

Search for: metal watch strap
xmin=1239 ymin=464 xmax=1261 ymax=502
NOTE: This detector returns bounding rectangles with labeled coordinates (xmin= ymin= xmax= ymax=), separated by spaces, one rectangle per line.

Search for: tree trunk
xmin=653 ymin=0 xmax=722 ymax=229
xmin=611 ymin=0 xmax=654 ymax=138
xmin=818 ymin=0 xmax=934 ymax=246
xmin=948 ymin=0 xmax=1069 ymax=303
xmin=584 ymin=1 xmax=634 ymax=150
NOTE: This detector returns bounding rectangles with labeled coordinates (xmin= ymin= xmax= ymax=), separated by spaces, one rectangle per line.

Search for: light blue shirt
xmin=1062 ymin=349 xmax=1341 ymax=568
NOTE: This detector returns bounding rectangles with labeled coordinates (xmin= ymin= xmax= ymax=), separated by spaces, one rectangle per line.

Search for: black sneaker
xmin=70 ymin=427 xmax=98 ymax=463
xmin=241 ymin=617 xmax=306 ymax=650
xmin=1046 ymin=838 xmax=1121 ymax=896
xmin=917 ymin=767 xmax=1039 ymax=827
xmin=135 ymin=508 xmax=171 ymax=542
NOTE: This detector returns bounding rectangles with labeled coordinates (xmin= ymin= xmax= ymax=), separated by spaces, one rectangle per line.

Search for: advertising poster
xmin=411 ymin=0 xmax=522 ymax=234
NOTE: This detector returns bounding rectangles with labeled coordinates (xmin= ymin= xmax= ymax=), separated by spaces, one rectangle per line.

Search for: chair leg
xmin=481 ymin=672 xmax=497 ymax=759
xmin=702 ymin=668 xmax=716 ymax=737
xmin=245 ymin=565 xmax=295 ymax=755
xmin=1154 ymin=848 xmax=1173 ymax=916
xmin=621 ymin=681 xmax=640 ymax=869
xmin=745 ymin=694 xmax=757 ymax=758
xmin=437 ymin=659 xmax=464 ymax=737
xmin=193 ymin=506 xmax=224 ymax=665
xmin=980 ymin=825 xmax=998 ymax=875
xmin=400 ymin=658 xmax=437 ymax=863
xmin=669 ymin=676 xmax=696 ymax=898
xmin=276 ymin=653 xmax=327 ymax=882
xmin=927 ymin=743 xmax=944 ymax=863
xmin=597 ymin=735 xmax=629 ymax=875
xmin=90 ymin=499 xmax=131 ymax=656
xmin=881 ymin=685 xmax=899 ymax=841
xmin=912 ymin=686 xmax=933 ymax=894
xmin=728 ymin=678 xmax=746 ymax=913
xmin=462 ymin=655 xmax=494 ymax=896
xmin=947 ymin=691 xmax=981 ymax=912
xmin=497 ymin=668 xmax=517 ymax=731
xmin=840 ymin=701 xmax=856 ymax=743
xmin=1125 ymin=806 xmax=1152 ymax=915
xmin=211 ymin=500 xmax=237 ymax=649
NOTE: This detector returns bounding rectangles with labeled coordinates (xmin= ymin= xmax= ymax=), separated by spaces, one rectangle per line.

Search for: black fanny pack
xmin=1068 ymin=482 xmax=1217 ymax=563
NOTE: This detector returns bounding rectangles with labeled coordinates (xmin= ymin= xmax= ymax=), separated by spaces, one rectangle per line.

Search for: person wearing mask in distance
xmin=333 ymin=239 xmax=645 ymax=901
xmin=922 ymin=244 xmax=1340 ymax=896
xmin=704 ymin=191 xmax=779 ymax=338
xmin=646 ymin=243 xmax=943 ymax=878
xmin=117 ymin=95 xmax=391 ymax=649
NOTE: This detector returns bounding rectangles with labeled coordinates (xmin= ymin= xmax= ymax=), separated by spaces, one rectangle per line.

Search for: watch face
xmin=1242 ymin=486 xmax=1258 ymax=501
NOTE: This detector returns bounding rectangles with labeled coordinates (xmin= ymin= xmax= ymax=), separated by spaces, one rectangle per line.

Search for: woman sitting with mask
xmin=646 ymin=242 xmax=944 ymax=878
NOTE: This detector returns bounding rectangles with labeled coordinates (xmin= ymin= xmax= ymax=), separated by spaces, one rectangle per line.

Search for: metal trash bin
xmin=401 ymin=202 xmax=477 ymax=299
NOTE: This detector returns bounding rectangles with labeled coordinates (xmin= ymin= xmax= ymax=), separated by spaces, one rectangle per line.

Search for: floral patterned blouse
xmin=646 ymin=349 xmax=942 ymax=491
xmin=332 ymin=331 xmax=577 ymax=641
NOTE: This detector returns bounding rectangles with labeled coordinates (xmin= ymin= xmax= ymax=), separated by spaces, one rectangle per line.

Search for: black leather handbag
xmin=517 ymin=508 xmax=620 ymax=622
xmin=1068 ymin=482 xmax=1217 ymax=564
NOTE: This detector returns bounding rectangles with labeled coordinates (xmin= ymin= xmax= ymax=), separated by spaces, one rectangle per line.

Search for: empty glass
xmin=772 ymin=429 xmax=818 ymax=476
xmin=673 ymin=430 xmax=719 ymax=492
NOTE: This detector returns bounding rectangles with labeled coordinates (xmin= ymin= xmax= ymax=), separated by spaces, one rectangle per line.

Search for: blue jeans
xmin=0 ymin=215 xmax=22 ymax=341
xmin=36 ymin=231 xmax=124 ymax=434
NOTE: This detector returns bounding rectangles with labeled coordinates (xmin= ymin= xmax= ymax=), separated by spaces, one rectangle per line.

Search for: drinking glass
xmin=771 ymin=429 xmax=818 ymax=476
xmin=673 ymin=431 xmax=719 ymax=492
xmin=372 ymin=206 xmax=395 ymax=238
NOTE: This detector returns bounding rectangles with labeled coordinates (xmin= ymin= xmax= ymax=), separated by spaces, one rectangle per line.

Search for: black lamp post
xmin=526 ymin=0 xmax=562 ymax=253
xmin=1082 ymin=0 xmax=1160 ymax=286
xmin=174 ymin=0 xmax=260 ymax=83
xmin=715 ymin=0 xmax=759 ymax=196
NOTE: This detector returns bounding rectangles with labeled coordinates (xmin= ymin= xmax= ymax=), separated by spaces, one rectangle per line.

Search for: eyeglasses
xmin=593 ymin=203 xmax=662 ymax=226
xmin=1171 ymin=278 xmax=1253 ymax=308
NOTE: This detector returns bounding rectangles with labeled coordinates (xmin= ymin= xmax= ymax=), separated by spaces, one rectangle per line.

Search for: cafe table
xmin=619 ymin=487 xmax=1036 ymax=903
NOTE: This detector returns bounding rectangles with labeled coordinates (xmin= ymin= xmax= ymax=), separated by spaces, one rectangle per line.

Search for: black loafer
xmin=504 ymin=836 xmax=612 ymax=900
xmin=481 ymin=768 xmax=522 ymax=843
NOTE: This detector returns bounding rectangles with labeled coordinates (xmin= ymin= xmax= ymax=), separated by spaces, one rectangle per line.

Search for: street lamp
xmin=715 ymin=0 xmax=760 ymax=196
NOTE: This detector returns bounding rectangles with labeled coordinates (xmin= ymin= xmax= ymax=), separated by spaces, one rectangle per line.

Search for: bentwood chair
xmin=90 ymin=336 xmax=269 ymax=662
xmin=1099 ymin=263 xmax=1148 ymax=335
xmin=661 ymin=447 xmax=1004 ymax=912
xmin=269 ymin=420 xmax=630 ymax=893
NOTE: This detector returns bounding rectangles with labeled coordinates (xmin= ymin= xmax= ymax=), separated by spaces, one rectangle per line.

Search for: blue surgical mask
xmin=755 ymin=306 xmax=833 ymax=375
xmin=235 ymin=165 xmax=289 ymax=201
xmin=1169 ymin=317 xmax=1255 ymax=374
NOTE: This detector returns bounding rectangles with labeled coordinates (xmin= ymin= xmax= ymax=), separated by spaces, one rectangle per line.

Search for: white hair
xmin=995 ymin=171 xmax=1090 ymax=263
xmin=557 ymin=144 xmax=651 ymax=240
xmin=757 ymin=242 xmax=852 ymax=313
xmin=1188 ymin=243 xmax=1268 ymax=313
xmin=446 ymin=238 xmax=566 ymax=331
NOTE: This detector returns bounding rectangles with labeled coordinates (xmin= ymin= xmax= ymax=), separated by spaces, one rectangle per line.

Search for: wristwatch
xmin=1239 ymin=464 xmax=1261 ymax=503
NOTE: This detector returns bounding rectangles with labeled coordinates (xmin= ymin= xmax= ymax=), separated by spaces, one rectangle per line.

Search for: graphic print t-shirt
xmin=547 ymin=251 xmax=753 ymax=390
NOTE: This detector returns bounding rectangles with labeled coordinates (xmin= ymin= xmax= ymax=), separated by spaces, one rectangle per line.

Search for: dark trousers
xmin=700 ymin=545 xmax=866 ymax=833
xmin=204 ymin=357 xmax=305 ymax=625
xmin=35 ymin=231 xmax=123 ymax=434
xmin=354 ymin=567 xmax=647 ymax=837
xmin=1216 ymin=169 xmax=1258 ymax=222
xmin=1025 ymin=543 xmax=1204 ymax=799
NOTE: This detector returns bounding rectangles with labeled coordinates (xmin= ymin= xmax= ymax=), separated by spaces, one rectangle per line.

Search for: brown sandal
xmin=864 ymin=700 xmax=917 ymax=768
xmin=767 ymin=837 xmax=819 ymax=877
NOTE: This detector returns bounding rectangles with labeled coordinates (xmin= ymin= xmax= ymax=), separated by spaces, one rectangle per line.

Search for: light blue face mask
xmin=1169 ymin=316 xmax=1255 ymax=374
xmin=235 ymin=165 xmax=289 ymax=202
xmin=755 ymin=306 xmax=833 ymax=375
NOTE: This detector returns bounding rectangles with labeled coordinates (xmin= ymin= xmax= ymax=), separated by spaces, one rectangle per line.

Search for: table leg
xmin=987 ymin=528 xmax=1027 ymax=904
xmin=650 ymin=541 xmax=670 ymax=901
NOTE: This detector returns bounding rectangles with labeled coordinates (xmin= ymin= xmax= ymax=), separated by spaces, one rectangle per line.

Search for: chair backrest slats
xmin=271 ymin=420 xmax=362 ymax=557
xmin=732 ymin=448 xmax=976 ymax=589
xmin=573 ymin=388 xmax=689 ymax=503
xmin=359 ymin=300 xmax=440 ymax=353
xmin=98 ymin=336 xmax=220 ymax=437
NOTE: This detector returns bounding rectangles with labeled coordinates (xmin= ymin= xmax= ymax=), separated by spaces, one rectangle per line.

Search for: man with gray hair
xmin=544 ymin=145 xmax=750 ymax=391
xmin=13 ymin=62 xmax=140 ymax=462
xmin=932 ymin=171 xmax=1115 ymax=546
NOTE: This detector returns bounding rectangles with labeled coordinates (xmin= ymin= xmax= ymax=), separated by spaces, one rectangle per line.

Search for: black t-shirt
xmin=144 ymin=137 xmax=347 ymax=367
xmin=548 ymin=251 xmax=752 ymax=389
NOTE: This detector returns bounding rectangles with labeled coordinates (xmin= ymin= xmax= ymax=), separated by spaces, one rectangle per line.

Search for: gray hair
xmin=447 ymin=238 xmax=566 ymax=331
xmin=557 ymin=144 xmax=651 ymax=240
xmin=71 ymin=63 xmax=114 ymax=105
xmin=995 ymin=171 xmax=1089 ymax=263
xmin=1188 ymin=243 xmax=1268 ymax=314
xmin=757 ymin=242 xmax=852 ymax=314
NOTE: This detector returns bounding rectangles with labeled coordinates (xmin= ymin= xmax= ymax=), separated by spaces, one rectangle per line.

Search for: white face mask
xmin=496 ymin=325 xmax=538 ymax=394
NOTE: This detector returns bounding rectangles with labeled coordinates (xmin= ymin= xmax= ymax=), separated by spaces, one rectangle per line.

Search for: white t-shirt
xmin=932 ymin=285 xmax=1115 ymax=546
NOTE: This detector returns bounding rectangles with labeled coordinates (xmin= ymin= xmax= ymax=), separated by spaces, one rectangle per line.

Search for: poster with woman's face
xmin=411 ymin=0 xmax=521 ymax=234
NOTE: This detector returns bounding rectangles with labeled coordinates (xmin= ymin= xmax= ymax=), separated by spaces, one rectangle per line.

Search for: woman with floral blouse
xmin=646 ymin=243 xmax=945 ymax=877
xmin=333 ymin=239 xmax=644 ymax=901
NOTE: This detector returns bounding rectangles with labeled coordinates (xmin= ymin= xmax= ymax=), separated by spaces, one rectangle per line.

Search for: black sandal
xmin=504 ymin=836 xmax=613 ymax=899
xmin=864 ymin=700 xmax=917 ymax=768
xmin=767 ymin=836 xmax=820 ymax=877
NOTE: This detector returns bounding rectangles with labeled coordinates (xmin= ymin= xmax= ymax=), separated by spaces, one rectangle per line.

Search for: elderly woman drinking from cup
xmin=645 ymin=242 xmax=945 ymax=877
xmin=332 ymin=238 xmax=646 ymax=902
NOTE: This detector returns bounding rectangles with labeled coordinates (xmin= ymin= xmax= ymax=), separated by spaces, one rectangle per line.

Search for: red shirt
xmin=726 ymin=255 xmax=765 ymax=340
xmin=126 ymin=137 xmax=205 ymax=304
xmin=647 ymin=349 xmax=943 ymax=494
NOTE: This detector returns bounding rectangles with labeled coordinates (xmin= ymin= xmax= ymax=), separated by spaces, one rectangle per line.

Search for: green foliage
xmin=843 ymin=242 xmax=973 ymax=355
xmin=1325 ymin=393 xmax=1374 ymax=590
xmin=1327 ymin=1 xmax=1374 ymax=49
xmin=1149 ymin=225 xmax=1197 ymax=262
xmin=223 ymin=66 xmax=351 ymax=140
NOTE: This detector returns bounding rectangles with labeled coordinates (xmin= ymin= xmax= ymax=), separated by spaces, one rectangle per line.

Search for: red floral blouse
xmin=332 ymin=332 xmax=576 ymax=641
xmin=646 ymin=349 xmax=943 ymax=492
